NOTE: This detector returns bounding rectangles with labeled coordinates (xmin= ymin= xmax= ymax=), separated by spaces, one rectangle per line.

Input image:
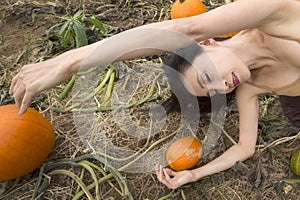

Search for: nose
xmin=207 ymin=80 xmax=230 ymax=94
xmin=223 ymin=80 xmax=230 ymax=91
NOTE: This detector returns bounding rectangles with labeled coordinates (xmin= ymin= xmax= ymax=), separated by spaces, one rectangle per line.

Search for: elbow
xmin=237 ymin=142 xmax=256 ymax=159
xmin=171 ymin=18 xmax=206 ymax=41
xmin=245 ymin=147 xmax=256 ymax=158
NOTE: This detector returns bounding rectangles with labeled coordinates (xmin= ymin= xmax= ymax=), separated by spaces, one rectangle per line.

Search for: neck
xmin=219 ymin=30 xmax=278 ymax=70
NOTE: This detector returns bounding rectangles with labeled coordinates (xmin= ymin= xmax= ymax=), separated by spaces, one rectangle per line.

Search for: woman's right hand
xmin=9 ymin=51 xmax=77 ymax=114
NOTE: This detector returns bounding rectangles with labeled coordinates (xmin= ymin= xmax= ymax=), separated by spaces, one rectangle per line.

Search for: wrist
xmin=65 ymin=40 xmax=107 ymax=74
xmin=58 ymin=48 xmax=90 ymax=80
xmin=50 ymin=49 xmax=84 ymax=83
xmin=64 ymin=48 xmax=86 ymax=74
xmin=191 ymin=165 xmax=209 ymax=182
xmin=190 ymin=169 xmax=201 ymax=182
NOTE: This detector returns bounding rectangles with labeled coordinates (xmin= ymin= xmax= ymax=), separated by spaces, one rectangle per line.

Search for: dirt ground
xmin=0 ymin=0 xmax=300 ymax=200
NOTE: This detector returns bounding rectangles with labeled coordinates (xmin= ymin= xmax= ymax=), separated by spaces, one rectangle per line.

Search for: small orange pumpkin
xmin=171 ymin=0 xmax=207 ymax=19
xmin=0 ymin=104 xmax=55 ymax=181
xmin=166 ymin=137 xmax=202 ymax=171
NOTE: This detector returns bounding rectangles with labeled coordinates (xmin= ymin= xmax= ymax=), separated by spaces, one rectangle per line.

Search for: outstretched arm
xmin=9 ymin=26 xmax=197 ymax=114
xmin=9 ymin=0 xmax=284 ymax=114
xmin=156 ymin=84 xmax=261 ymax=189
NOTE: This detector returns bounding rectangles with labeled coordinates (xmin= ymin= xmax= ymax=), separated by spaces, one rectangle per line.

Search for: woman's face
xmin=182 ymin=45 xmax=250 ymax=97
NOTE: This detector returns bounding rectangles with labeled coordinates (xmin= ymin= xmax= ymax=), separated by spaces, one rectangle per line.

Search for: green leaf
xmin=59 ymin=22 xmax=69 ymax=37
xmin=61 ymin=26 xmax=74 ymax=48
xmin=46 ymin=22 xmax=64 ymax=38
xmin=73 ymin=21 xmax=88 ymax=48
xmin=73 ymin=10 xmax=83 ymax=19
xmin=87 ymin=16 xmax=104 ymax=30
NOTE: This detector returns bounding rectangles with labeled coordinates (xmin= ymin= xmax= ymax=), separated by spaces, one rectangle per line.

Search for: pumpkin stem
xmin=179 ymin=0 xmax=185 ymax=3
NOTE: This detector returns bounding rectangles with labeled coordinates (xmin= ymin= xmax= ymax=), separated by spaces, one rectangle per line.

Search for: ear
xmin=198 ymin=38 xmax=218 ymax=46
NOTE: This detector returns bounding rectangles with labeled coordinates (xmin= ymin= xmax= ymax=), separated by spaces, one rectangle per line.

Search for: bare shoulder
xmin=235 ymin=82 xmax=266 ymax=103
xmin=227 ymin=0 xmax=297 ymax=30
xmin=256 ymin=0 xmax=300 ymax=36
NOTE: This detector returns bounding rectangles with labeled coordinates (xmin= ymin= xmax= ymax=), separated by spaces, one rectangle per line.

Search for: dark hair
xmin=162 ymin=44 xmax=235 ymax=114
xmin=165 ymin=43 xmax=203 ymax=76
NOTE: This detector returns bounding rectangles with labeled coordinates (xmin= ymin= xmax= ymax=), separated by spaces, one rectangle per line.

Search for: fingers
xmin=155 ymin=164 xmax=164 ymax=181
xmin=9 ymin=73 xmax=20 ymax=95
xmin=11 ymin=86 xmax=31 ymax=115
xmin=155 ymin=164 xmax=178 ymax=189
xmin=19 ymin=92 xmax=32 ymax=114
xmin=164 ymin=168 xmax=176 ymax=176
xmin=9 ymin=74 xmax=32 ymax=115
xmin=155 ymin=165 xmax=176 ymax=177
xmin=11 ymin=81 xmax=25 ymax=108
xmin=162 ymin=168 xmax=171 ymax=182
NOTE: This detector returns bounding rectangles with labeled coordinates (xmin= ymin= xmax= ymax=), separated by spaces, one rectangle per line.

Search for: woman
xmin=157 ymin=35 xmax=300 ymax=189
xmin=9 ymin=0 xmax=300 ymax=189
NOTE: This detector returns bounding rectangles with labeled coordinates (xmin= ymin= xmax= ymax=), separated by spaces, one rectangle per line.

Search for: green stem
xmin=74 ymin=128 xmax=179 ymax=199
xmin=181 ymin=189 xmax=187 ymax=200
xmin=12 ymin=44 xmax=42 ymax=67
xmin=118 ymin=128 xmax=178 ymax=172
xmin=80 ymin=160 xmax=123 ymax=196
xmin=77 ymin=66 xmax=100 ymax=76
xmin=158 ymin=190 xmax=176 ymax=200
xmin=68 ymin=154 xmax=133 ymax=200
xmin=33 ymin=177 xmax=50 ymax=200
xmin=58 ymin=74 xmax=77 ymax=100
xmin=64 ymin=72 xmax=163 ymax=113
xmin=101 ymin=68 xmax=115 ymax=106
xmin=75 ymin=168 xmax=85 ymax=194
xmin=77 ymin=161 xmax=101 ymax=200
xmin=282 ymin=178 xmax=300 ymax=184
xmin=125 ymin=72 xmax=163 ymax=108
xmin=61 ymin=67 xmax=114 ymax=112
xmin=96 ymin=157 xmax=132 ymax=200
xmin=49 ymin=169 xmax=94 ymax=200
xmin=210 ymin=176 xmax=229 ymax=200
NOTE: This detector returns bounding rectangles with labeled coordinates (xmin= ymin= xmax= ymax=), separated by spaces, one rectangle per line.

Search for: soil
xmin=0 ymin=0 xmax=299 ymax=200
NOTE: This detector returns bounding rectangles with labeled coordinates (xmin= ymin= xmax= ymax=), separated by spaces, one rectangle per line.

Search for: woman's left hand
xmin=155 ymin=165 xmax=196 ymax=189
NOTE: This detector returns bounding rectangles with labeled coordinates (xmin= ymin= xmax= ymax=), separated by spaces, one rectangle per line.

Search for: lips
xmin=232 ymin=72 xmax=240 ymax=87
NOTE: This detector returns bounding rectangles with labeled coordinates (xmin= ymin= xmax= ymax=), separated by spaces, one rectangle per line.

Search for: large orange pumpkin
xmin=171 ymin=0 xmax=207 ymax=19
xmin=170 ymin=0 xmax=239 ymax=38
xmin=0 ymin=104 xmax=55 ymax=181
xmin=166 ymin=137 xmax=202 ymax=171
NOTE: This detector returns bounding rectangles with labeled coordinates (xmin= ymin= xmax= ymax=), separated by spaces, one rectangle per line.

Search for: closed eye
xmin=205 ymin=73 xmax=211 ymax=82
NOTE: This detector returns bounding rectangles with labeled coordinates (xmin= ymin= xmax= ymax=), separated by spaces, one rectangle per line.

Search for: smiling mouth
xmin=232 ymin=72 xmax=240 ymax=87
